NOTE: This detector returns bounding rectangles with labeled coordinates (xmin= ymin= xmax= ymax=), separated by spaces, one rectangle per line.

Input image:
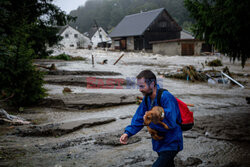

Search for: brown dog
xmin=143 ymin=106 xmax=169 ymax=140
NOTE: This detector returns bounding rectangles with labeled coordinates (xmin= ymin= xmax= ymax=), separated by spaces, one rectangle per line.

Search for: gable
xmin=109 ymin=8 xmax=165 ymax=38
xmin=147 ymin=10 xmax=182 ymax=33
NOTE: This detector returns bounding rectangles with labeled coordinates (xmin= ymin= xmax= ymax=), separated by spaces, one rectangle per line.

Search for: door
xmin=120 ymin=39 xmax=126 ymax=50
xmin=181 ymin=43 xmax=194 ymax=55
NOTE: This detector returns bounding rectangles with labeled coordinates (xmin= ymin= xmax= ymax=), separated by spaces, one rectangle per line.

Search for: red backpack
xmin=146 ymin=89 xmax=194 ymax=131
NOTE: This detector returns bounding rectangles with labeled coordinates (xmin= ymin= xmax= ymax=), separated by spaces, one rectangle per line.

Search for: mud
xmin=0 ymin=49 xmax=250 ymax=167
xmin=39 ymin=93 xmax=137 ymax=110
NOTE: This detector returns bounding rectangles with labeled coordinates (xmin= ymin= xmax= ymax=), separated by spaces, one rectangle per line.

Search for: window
xmin=74 ymin=34 xmax=78 ymax=38
xmin=70 ymin=44 xmax=74 ymax=47
xmin=158 ymin=21 xmax=167 ymax=28
xmin=65 ymin=34 xmax=69 ymax=38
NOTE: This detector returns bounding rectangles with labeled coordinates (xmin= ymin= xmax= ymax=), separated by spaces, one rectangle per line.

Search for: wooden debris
xmin=0 ymin=109 xmax=30 ymax=125
xmin=34 ymin=63 xmax=56 ymax=71
xmin=63 ymin=87 xmax=72 ymax=93
xmin=113 ymin=53 xmax=125 ymax=65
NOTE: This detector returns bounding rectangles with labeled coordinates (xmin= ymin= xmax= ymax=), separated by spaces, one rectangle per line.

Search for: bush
xmin=207 ymin=59 xmax=223 ymax=67
xmin=49 ymin=54 xmax=86 ymax=61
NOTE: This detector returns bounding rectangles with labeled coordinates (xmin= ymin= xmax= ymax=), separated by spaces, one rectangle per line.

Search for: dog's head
xmin=143 ymin=106 xmax=164 ymax=125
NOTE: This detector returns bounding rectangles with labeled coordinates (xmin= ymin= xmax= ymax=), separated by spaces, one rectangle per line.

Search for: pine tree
xmin=0 ymin=0 xmax=73 ymax=108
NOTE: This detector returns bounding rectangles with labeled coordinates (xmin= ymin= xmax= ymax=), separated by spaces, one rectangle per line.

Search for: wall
xmin=153 ymin=42 xmax=180 ymax=55
xmin=152 ymin=40 xmax=203 ymax=56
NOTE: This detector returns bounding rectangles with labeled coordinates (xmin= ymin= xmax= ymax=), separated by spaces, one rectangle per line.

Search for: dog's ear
xmin=147 ymin=113 xmax=152 ymax=120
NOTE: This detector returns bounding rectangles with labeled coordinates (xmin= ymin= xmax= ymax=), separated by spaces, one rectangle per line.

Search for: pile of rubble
xmin=161 ymin=65 xmax=243 ymax=87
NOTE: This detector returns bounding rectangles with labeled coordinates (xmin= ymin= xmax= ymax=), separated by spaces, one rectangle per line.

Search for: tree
xmin=0 ymin=0 xmax=73 ymax=108
xmin=184 ymin=0 xmax=250 ymax=67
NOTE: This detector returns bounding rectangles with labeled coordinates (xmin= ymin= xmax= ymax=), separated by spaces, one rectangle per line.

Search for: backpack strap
xmin=157 ymin=88 xmax=167 ymax=107
xmin=145 ymin=88 xmax=168 ymax=109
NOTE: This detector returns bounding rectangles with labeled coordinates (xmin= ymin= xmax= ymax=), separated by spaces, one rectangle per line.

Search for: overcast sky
xmin=53 ymin=0 xmax=88 ymax=14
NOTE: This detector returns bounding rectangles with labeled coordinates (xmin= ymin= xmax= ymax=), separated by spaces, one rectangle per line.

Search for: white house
xmin=181 ymin=30 xmax=194 ymax=39
xmin=57 ymin=25 xmax=91 ymax=49
xmin=88 ymin=26 xmax=111 ymax=48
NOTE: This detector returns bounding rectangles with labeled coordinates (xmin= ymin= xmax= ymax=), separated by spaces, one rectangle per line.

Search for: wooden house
xmin=109 ymin=8 xmax=182 ymax=51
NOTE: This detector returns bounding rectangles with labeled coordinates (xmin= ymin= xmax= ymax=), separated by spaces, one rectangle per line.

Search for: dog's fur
xmin=143 ymin=106 xmax=169 ymax=140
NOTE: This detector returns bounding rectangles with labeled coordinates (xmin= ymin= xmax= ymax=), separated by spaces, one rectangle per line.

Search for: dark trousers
xmin=152 ymin=150 xmax=178 ymax=167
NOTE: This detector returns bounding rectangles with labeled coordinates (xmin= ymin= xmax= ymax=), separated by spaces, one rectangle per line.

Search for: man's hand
xmin=120 ymin=133 xmax=128 ymax=144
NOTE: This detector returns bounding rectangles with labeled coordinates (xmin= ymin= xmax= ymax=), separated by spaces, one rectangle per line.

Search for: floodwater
xmin=0 ymin=49 xmax=250 ymax=167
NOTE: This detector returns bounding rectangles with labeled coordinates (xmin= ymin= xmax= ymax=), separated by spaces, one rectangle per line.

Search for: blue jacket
xmin=125 ymin=85 xmax=183 ymax=153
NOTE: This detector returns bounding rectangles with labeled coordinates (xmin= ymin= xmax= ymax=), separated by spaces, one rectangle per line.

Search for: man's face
xmin=137 ymin=78 xmax=153 ymax=96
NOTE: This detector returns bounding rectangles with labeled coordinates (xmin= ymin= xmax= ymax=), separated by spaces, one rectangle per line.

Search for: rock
xmin=14 ymin=117 xmax=116 ymax=137
xmin=119 ymin=115 xmax=133 ymax=119
xmin=94 ymin=130 xmax=141 ymax=146
xmin=182 ymin=157 xmax=203 ymax=166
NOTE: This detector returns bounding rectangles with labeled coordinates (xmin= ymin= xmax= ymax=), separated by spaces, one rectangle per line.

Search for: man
xmin=120 ymin=70 xmax=183 ymax=167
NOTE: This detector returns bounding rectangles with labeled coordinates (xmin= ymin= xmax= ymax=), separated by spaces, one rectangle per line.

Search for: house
xmin=88 ymin=26 xmax=111 ymax=48
xmin=109 ymin=8 xmax=182 ymax=51
xmin=57 ymin=25 xmax=91 ymax=49
xmin=150 ymin=30 xmax=212 ymax=56
xmin=150 ymin=38 xmax=204 ymax=56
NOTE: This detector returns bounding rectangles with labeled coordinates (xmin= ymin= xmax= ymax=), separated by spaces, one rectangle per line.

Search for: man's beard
xmin=142 ymin=89 xmax=153 ymax=96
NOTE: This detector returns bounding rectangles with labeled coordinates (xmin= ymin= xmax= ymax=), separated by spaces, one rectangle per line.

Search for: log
xmin=113 ymin=53 xmax=125 ymax=65
xmin=34 ymin=63 xmax=56 ymax=71
xmin=0 ymin=109 xmax=30 ymax=125
xmin=92 ymin=54 xmax=94 ymax=67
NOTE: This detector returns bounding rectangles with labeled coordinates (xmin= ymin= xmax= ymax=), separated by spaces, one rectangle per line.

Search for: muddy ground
xmin=0 ymin=49 xmax=250 ymax=167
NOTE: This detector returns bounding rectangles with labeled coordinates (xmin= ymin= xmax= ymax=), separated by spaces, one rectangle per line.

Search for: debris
xmin=63 ymin=87 xmax=72 ymax=93
xmin=91 ymin=54 xmax=94 ymax=67
xmin=0 ymin=109 xmax=30 ymax=125
xmin=221 ymin=71 xmax=244 ymax=88
xmin=113 ymin=52 xmax=125 ymax=65
xmin=101 ymin=59 xmax=108 ymax=64
xmin=34 ymin=63 xmax=56 ymax=71
xmin=164 ymin=65 xmax=207 ymax=82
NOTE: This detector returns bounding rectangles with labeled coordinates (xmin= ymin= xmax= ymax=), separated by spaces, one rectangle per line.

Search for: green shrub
xmin=207 ymin=59 xmax=223 ymax=66
xmin=49 ymin=53 xmax=71 ymax=60
xmin=49 ymin=54 xmax=86 ymax=61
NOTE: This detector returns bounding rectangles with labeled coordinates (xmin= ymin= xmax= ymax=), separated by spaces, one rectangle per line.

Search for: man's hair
xmin=136 ymin=70 xmax=157 ymax=86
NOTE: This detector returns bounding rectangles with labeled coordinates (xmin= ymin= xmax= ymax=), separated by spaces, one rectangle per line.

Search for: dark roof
xmin=109 ymin=8 xmax=164 ymax=38
xmin=109 ymin=8 xmax=181 ymax=38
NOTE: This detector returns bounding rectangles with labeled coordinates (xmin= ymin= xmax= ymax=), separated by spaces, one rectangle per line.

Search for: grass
xmin=48 ymin=53 xmax=86 ymax=61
